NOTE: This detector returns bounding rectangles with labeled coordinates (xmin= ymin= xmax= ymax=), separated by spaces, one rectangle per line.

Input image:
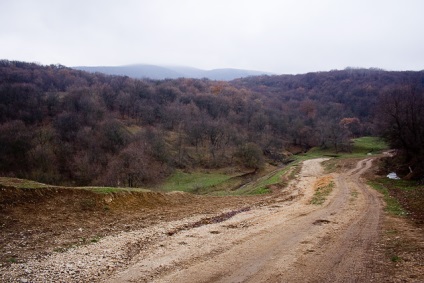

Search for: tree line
xmin=1 ymin=60 xmax=423 ymax=186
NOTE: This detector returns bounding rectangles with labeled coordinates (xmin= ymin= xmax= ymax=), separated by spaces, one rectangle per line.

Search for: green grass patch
xmin=0 ymin=177 xmax=150 ymax=194
xmin=253 ymin=169 xmax=286 ymax=191
xmin=7 ymin=257 xmax=17 ymax=263
xmin=295 ymin=147 xmax=339 ymax=160
xmin=351 ymin=136 xmax=388 ymax=154
xmin=310 ymin=181 xmax=335 ymax=205
xmin=232 ymin=163 xmax=300 ymax=196
xmin=160 ymin=163 xmax=299 ymax=196
xmin=368 ymin=179 xmax=407 ymax=216
xmin=83 ymin=187 xmax=121 ymax=194
xmin=79 ymin=186 xmax=151 ymax=194
xmin=297 ymin=136 xmax=388 ymax=160
xmin=160 ymin=170 xmax=233 ymax=193
xmin=0 ymin=177 xmax=50 ymax=189
xmin=369 ymin=177 xmax=424 ymax=222
xmin=391 ymin=255 xmax=401 ymax=262
xmin=249 ymin=186 xmax=271 ymax=195
xmin=90 ymin=236 xmax=101 ymax=243
xmin=259 ymin=164 xmax=299 ymax=188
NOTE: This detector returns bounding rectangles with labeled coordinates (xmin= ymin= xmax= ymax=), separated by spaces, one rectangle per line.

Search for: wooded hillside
xmin=1 ymin=60 xmax=423 ymax=186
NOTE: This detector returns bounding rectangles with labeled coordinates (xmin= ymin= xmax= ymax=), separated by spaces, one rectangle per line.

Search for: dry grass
xmin=310 ymin=176 xmax=335 ymax=205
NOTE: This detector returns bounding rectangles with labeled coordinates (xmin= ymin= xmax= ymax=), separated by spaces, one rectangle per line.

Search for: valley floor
xmin=1 ymin=158 xmax=423 ymax=282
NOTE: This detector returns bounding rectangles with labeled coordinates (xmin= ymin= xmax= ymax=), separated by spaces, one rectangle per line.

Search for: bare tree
xmin=376 ymin=87 xmax=424 ymax=178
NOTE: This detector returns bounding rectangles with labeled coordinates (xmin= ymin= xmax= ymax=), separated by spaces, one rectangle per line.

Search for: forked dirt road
xmin=2 ymin=158 xmax=386 ymax=282
xmin=107 ymin=158 xmax=382 ymax=283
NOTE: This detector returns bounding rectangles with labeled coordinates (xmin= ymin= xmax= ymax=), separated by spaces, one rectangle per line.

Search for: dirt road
xmin=106 ymin=158 xmax=382 ymax=282
xmin=2 ymin=158 xmax=386 ymax=282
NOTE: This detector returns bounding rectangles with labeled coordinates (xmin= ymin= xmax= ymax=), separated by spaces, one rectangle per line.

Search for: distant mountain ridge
xmin=73 ymin=64 xmax=273 ymax=81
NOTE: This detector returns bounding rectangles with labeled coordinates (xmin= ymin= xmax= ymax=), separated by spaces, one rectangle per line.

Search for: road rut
xmin=107 ymin=158 xmax=383 ymax=283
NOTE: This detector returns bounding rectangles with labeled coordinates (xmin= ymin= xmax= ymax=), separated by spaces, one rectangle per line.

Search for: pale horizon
xmin=1 ymin=0 xmax=423 ymax=74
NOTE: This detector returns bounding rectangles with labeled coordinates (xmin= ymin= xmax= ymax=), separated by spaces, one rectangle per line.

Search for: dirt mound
xmin=0 ymin=186 xmax=195 ymax=264
xmin=1 ymin=186 xmax=96 ymax=210
xmin=0 ymin=184 xmax=258 ymax=267
xmin=0 ymin=186 xmax=197 ymax=212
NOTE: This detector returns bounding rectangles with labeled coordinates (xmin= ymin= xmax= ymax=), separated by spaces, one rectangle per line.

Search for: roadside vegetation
xmin=0 ymin=177 xmax=51 ymax=189
xmin=158 ymin=163 xmax=300 ymax=196
xmin=369 ymin=178 xmax=424 ymax=224
xmin=159 ymin=170 xmax=233 ymax=193
xmin=310 ymin=177 xmax=335 ymax=205
xmin=0 ymin=177 xmax=150 ymax=194
xmin=368 ymin=180 xmax=406 ymax=216
xmin=298 ymin=136 xmax=388 ymax=160
xmin=228 ymin=163 xmax=301 ymax=195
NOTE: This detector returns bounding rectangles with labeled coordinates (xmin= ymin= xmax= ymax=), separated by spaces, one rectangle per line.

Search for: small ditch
xmin=166 ymin=207 xmax=251 ymax=236
xmin=312 ymin=219 xmax=331 ymax=225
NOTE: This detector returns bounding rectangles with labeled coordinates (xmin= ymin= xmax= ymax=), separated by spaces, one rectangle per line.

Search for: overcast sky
xmin=1 ymin=0 xmax=423 ymax=74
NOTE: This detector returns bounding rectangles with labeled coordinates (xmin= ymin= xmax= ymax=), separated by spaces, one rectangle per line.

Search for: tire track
xmin=107 ymin=158 xmax=383 ymax=283
xmin=276 ymin=158 xmax=383 ymax=282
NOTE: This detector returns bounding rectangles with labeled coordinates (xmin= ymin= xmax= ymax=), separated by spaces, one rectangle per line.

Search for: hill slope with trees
xmin=1 ymin=60 xmax=423 ymax=186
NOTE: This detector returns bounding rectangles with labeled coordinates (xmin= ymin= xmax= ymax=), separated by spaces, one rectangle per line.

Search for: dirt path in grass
xmin=3 ymin=158 xmax=423 ymax=282
xmin=106 ymin=158 xmax=384 ymax=283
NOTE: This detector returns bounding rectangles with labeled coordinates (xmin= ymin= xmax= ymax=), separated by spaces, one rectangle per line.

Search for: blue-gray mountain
xmin=73 ymin=64 xmax=273 ymax=81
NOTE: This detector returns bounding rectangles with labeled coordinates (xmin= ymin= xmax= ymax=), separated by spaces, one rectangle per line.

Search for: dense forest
xmin=1 ymin=60 xmax=423 ymax=186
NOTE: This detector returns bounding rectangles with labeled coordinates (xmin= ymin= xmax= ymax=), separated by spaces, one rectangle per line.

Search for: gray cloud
xmin=1 ymin=0 xmax=423 ymax=74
